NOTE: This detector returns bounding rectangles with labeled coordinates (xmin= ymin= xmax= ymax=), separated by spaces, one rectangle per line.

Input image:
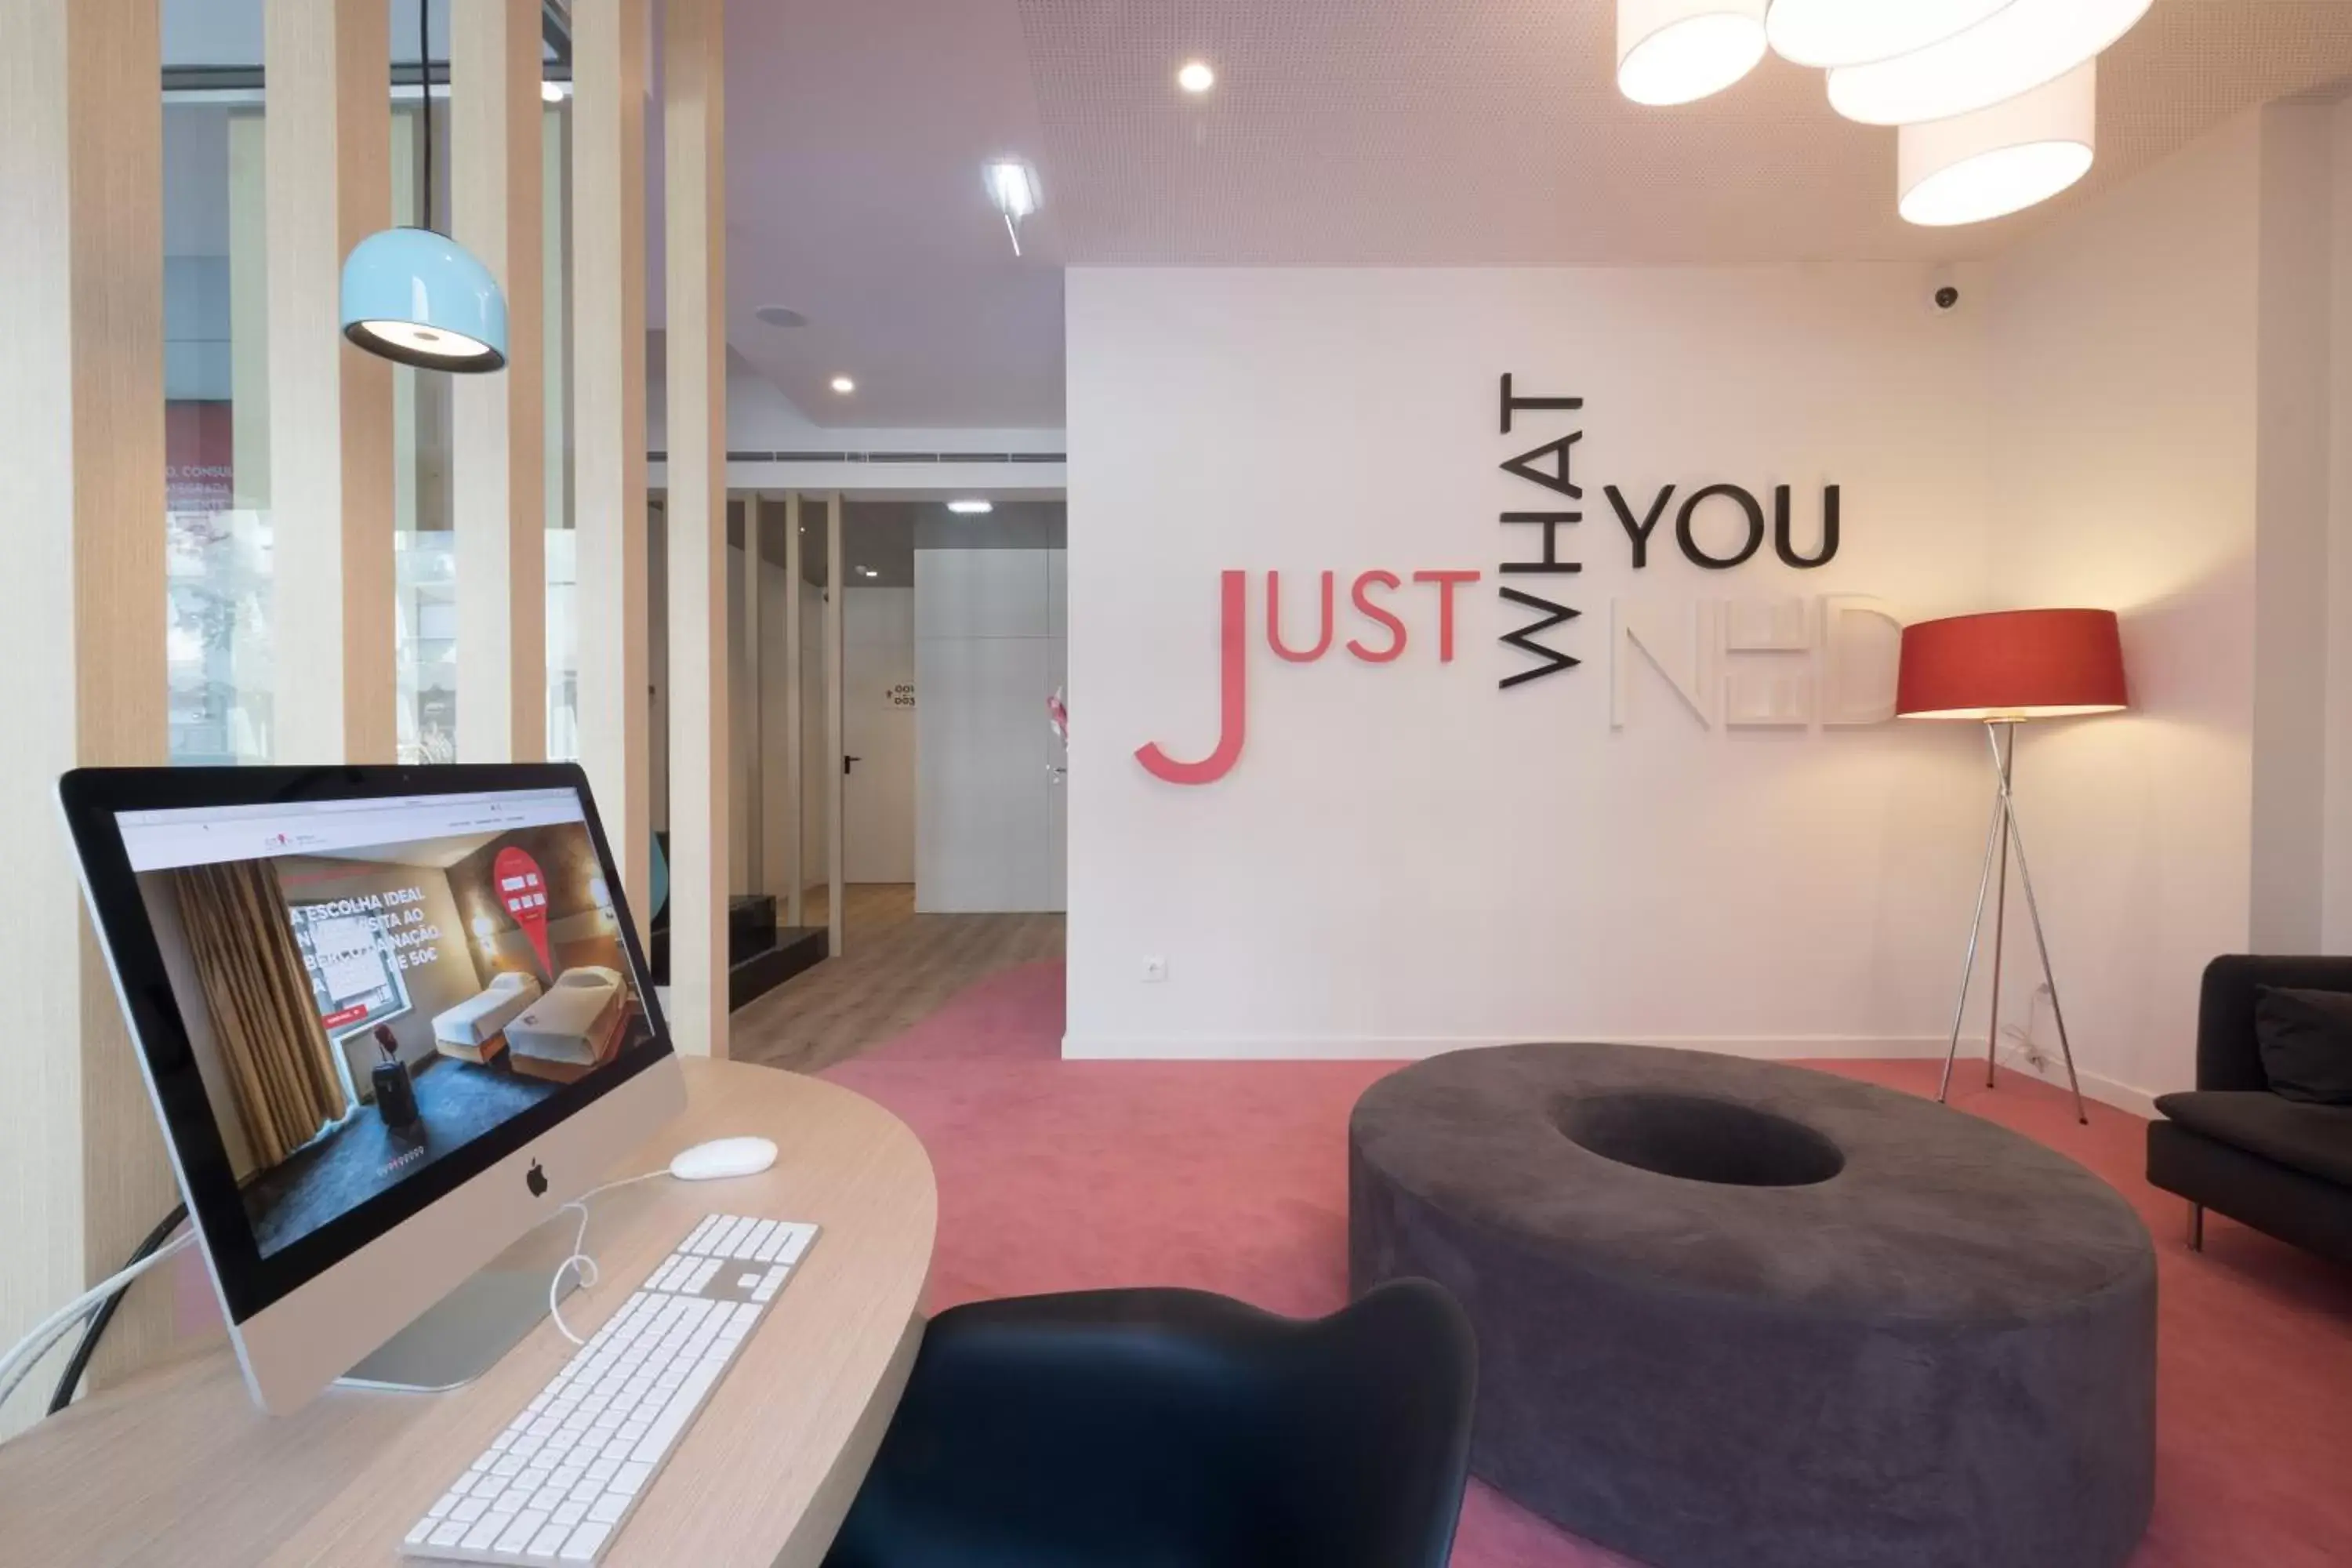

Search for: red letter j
xmin=1136 ymin=570 xmax=1247 ymax=786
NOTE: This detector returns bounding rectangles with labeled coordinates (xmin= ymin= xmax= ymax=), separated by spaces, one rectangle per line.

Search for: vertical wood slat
xmin=227 ymin=112 xmax=269 ymax=511
xmin=452 ymin=0 xmax=546 ymax=763
xmin=783 ymin=493 xmax=805 ymax=926
xmin=827 ymin=493 xmax=846 ymax=956
xmin=664 ymin=0 xmax=729 ymax=1058
xmin=265 ymin=0 xmax=395 ymax=766
xmin=0 ymin=0 xmax=173 ymax=1423
xmin=572 ymin=0 xmax=650 ymax=936
xmin=742 ymin=493 xmax=764 ymax=895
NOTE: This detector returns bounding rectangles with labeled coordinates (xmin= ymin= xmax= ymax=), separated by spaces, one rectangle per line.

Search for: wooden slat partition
xmin=265 ymin=0 xmax=395 ymax=765
xmin=0 ymin=0 xmax=174 ymax=1425
xmin=452 ymin=0 xmax=547 ymax=763
xmin=664 ymin=0 xmax=731 ymax=1056
xmin=572 ymin=0 xmax=652 ymax=935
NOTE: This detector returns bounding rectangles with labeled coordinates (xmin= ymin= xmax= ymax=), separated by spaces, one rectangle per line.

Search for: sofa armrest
xmin=2198 ymin=956 xmax=2352 ymax=1092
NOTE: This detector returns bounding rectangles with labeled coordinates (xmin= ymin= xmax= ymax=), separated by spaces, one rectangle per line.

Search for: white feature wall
xmin=1985 ymin=103 xmax=2352 ymax=1104
xmin=1067 ymin=266 xmax=1997 ymax=1062
xmin=916 ymin=549 xmax=1069 ymax=913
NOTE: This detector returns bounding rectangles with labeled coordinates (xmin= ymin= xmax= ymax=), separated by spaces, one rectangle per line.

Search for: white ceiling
xmin=709 ymin=0 xmax=2352 ymax=430
xmin=1010 ymin=0 xmax=2352 ymax=264
xmin=158 ymin=2 xmax=2352 ymax=430
xmin=694 ymin=0 xmax=1069 ymax=431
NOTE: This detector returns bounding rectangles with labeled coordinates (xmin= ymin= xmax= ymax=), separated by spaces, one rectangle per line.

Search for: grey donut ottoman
xmin=1348 ymin=1044 xmax=2155 ymax=1568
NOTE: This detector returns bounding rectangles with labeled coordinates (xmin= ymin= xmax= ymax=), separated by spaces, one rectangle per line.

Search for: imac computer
xmin=59 ymin=764 xmax=687 ymax=1417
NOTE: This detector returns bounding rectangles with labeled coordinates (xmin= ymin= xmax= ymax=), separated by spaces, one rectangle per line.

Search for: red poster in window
xmin=494 ymin=846 xmax=554 ymax=975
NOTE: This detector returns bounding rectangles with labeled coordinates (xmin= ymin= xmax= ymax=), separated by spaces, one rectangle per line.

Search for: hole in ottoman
xmin=1555 ymin=1092 xmax=1846 ymax=1187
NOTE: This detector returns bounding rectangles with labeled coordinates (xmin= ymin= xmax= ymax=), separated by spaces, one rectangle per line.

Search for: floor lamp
xmin=1896 ymin=609 xmax=2129 ymax=1125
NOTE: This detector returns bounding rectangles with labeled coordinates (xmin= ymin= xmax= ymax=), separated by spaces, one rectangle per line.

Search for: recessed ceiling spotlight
xmin=946 ymin=499 xmax=993 ymax=515
xmin=540 ymin=79 xmax=570 ymax=103
xmin=1177 ymin=60 xmax=1215 ymax=93
xmin=858 ymin=566 xmax=880 ymax=579
xmin=829 ymin=375 xmax=855 ymax=394
xmin=753 ymin=304 xmax=808 ymax=328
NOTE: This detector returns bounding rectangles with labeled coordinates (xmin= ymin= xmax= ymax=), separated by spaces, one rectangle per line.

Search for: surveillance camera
xmin=1928 ymin=264 xmax=1962 ymax=314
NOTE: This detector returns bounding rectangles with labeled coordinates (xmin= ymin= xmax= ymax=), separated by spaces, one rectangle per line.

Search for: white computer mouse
xmin=669 ymin=1136 xmax=779 ymax=1181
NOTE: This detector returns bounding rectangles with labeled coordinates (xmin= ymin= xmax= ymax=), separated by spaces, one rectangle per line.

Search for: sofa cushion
xmin=2152 ymin=1091 xmax=2352 ymax=1187
xmin=2254 ymin=986 xmax=2352 ymax=1104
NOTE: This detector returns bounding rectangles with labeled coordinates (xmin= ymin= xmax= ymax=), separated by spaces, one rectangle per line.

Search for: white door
xmin=843 ymin=588 xmax=916 ymax=883
xmin=1046 ymin=549 xmax=1068 ymax=909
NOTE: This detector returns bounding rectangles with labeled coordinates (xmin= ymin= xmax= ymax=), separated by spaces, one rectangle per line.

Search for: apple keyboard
xmin=401 ymin=1213 xmax=818 ymax=1566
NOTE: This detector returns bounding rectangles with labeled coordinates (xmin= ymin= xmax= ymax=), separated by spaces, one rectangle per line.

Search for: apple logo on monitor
xmin=526 ymin=1160 xmax=549 ymax=1198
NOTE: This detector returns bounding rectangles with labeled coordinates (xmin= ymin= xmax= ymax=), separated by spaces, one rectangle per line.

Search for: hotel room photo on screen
xmin=136 ymin=820 xmax=656 ymax=1258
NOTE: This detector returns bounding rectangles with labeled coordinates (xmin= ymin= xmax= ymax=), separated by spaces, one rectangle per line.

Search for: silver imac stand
xmin=336 ymin=1188 xmax=619 ymax=1394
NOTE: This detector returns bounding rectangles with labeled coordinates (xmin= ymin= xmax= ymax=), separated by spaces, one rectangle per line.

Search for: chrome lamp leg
xmin=1939 ymin=773 xmax=2005 ymax=1105
xmin=1940 ymin=722 xmax=2090 ymax=1125
xmin=1986 ymin=722 xmax=2090 ymax=1125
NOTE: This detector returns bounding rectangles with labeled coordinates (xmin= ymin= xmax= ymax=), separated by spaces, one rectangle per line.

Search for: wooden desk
xmin=0 ymin=1059 xmax=936 ymax=1566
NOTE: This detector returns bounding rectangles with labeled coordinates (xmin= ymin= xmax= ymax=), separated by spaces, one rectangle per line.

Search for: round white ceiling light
xmin=1898 ymin=60 xmax=2095 ymax=227
xmin=829 ymin=375 xmax=855 ymax=395
xmin=1177 ymin=60 xmax=1214 ymax=94
xmin=1763 ymin=0 xmax=2011 ymax=70
xmin=1618 ymin=0 xmax=1769 ymax=106
xmin=1828 ymin=0 xmax=2149 ymax=126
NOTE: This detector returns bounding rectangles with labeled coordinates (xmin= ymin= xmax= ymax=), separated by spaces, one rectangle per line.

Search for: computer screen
xmin=117 ymin=785 xmax=661 ymax=1261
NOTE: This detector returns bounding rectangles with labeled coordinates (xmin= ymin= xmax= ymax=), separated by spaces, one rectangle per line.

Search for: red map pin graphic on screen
xmin=494 ymin=846 xmax=553 ymax=975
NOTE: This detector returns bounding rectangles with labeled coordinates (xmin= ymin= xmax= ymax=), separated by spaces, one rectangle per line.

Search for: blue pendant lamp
xmin=339 ymin=1 xmax=507 ymax=373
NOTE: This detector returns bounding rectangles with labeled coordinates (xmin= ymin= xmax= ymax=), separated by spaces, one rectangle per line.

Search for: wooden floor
xmin=730 ymin=884 xmax=1064 ymax=1074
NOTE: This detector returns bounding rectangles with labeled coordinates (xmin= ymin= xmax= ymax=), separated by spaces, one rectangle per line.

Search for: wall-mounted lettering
xmin=1132 ymin=376 xmax=1879 ymax=786
xmin=1136 ymin=569 xmax=1486 ymax=786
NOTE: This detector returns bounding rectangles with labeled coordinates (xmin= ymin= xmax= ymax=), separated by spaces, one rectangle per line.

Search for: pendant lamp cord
xmin=418 ymin=0 xmax=434 ymax=230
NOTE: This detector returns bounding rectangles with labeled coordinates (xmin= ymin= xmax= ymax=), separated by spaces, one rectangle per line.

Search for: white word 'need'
xmin=1610 ymin=594 xmax=1901 ymax=731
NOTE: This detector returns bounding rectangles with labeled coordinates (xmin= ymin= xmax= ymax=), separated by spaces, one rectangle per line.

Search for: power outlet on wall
xmin=1142 ymin=956 xmax=1168 ymax=983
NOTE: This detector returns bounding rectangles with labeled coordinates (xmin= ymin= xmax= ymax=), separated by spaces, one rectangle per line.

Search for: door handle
xmin=843 ymin=754 xmax=862 ymax=775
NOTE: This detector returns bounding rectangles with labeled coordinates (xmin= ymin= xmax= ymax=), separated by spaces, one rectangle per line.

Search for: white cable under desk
xmin=0 ymin=1060 xmax=937 ymax=1568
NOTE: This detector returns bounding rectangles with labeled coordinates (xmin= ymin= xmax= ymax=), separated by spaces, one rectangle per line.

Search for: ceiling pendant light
xmin=1763 ymin=0 xmax=2011 ymax=70
xmin=1899 ymin=60 xmax=2094 ymax=227
xmin=1828 ymin=0 xmax=2149 ymax=127
xmin=339 ymin=1 xmax=508 ymax=372
xmin=1617 ymin=0 xmax=1769 ymax=107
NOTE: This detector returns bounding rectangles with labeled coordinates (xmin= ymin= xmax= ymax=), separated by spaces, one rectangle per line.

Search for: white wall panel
xmin=916 ymin=550 xmax=1063 ymax=913
xmin=917 ymin=548 xmax=1051 ymax=640
xmin=1067 ymin=264 xmax=1994 ymax=1064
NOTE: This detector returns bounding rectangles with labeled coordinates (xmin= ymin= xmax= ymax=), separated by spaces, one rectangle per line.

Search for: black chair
xmin=2147 ymin=955 xmax=2352 ymax=1265
xmin=822 ymin=1280 xmax=1478 ymax=1568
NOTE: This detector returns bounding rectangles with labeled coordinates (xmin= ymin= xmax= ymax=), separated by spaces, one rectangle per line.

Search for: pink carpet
xmin=822 ymin=960 xmax=2352 ymax=1568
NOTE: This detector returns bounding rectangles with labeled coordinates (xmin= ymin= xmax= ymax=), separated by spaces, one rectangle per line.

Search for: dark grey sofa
xmin=2146 ymin=956 xmax=2352 ymax=1265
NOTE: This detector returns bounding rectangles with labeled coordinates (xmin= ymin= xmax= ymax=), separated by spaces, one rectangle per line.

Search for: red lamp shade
xmin=1896 ymin=608 xmax=2128 ymax=721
